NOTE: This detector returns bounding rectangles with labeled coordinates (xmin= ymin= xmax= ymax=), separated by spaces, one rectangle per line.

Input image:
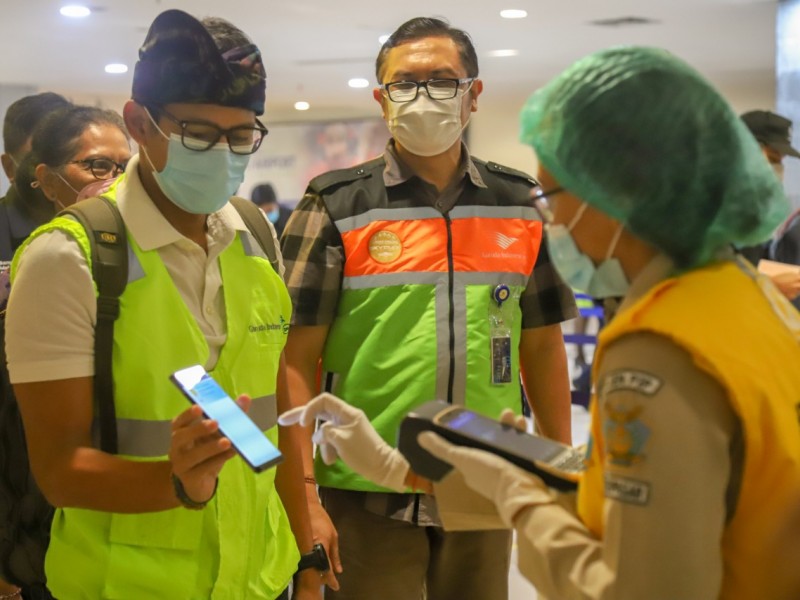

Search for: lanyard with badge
xmin=489 ymin=284 xmax=518 ymax=385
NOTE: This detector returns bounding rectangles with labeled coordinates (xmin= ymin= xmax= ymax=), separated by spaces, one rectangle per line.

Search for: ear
xmin=0 ymin=153 xmax=14 ymax=183
xmin=469 ymin=79 xmax=483 ymax=113
xmin=123 ymin=100 xmax=151 ymax=147
xmin=373 ymin=88 xmax=388 ymax=120
xmin=34 ymin=163 xmax=59 ymax=203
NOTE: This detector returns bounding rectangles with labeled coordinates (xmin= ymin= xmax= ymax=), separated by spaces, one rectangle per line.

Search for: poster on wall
xmin=240 ymin=118 xmax=391 ymax=208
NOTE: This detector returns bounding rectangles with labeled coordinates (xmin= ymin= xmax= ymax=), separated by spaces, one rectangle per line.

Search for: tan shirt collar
xmin=382 ymin=140 xmax=486 ymax=189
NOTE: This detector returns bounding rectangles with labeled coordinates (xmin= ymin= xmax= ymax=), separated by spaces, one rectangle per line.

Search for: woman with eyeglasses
xmin=16 ymin=105 xmax=130 ymax=211
xmin=281 ymin=46 xmax=800 ymax=600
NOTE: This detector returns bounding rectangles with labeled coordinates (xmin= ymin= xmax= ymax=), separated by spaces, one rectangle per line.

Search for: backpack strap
xmin=62 ymin=196 xmax=127 ymax=455
xmin=229 ymin=196 xmax=280 ymax=274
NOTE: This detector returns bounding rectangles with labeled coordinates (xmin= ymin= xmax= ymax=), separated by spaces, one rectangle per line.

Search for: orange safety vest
xmin=312 ymin=157 xmax=545 ymax=492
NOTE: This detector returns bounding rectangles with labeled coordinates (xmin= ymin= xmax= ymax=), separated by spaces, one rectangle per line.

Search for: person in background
xmin=14 ymin=105 xmax=131 ymax=212
xmin=281 ymin=15 xmax=576 ymax=600
xmin=0 ymin=93 xmax=71 ymax=263
xmin=0 ymin=92 xmax=71 ymax=600
xmin=5 ymin=10 xmax=321 ymax=599
xmin=0 ymin=104 xmax=129 ymax=600
xmin=284 ymin=46 xmax=800 ymax=600
xmin=252 ymin=183 xmax=292 ymax=237
xmin=739 ymin=109 xmax=800 ymax=304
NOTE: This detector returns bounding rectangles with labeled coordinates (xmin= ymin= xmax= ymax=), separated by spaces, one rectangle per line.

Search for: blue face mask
xmin=266 ymin=207 xmax=280 ymax=224
xmin=143 ymin=112 xmax=250 ymax=215
xmin=547 ymin=204 xmax=630 ymax=299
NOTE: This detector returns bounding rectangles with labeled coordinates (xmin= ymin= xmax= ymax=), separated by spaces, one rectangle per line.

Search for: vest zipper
xmin=444 ymin=213 xmax=455 ymax=404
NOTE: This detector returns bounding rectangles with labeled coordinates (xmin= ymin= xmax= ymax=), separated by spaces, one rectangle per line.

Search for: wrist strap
xmin=171 ymin=473 xmax=217 ymax=510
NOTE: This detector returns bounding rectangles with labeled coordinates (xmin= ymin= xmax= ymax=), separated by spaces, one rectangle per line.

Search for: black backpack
xmin=0 ymin=195 xmax=279 ymax=589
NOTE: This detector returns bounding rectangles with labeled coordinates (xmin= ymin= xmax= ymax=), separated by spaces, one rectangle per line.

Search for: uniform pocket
xmin=102 ymin=508 xmax=206 ymax=599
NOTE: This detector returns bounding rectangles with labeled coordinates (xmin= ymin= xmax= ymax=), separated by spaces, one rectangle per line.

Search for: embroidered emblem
xmin=368 ymin=230 xmax=402 ymax=264
xmin=603 ymin=402 xmax=650 ymax=467
xmin=494 ymin=232 xmax=519 ymax=250
xmin=605 ymin=474 xmax=651 ymax=506
xmin=600 ymin=370 xmax=662 ymax=397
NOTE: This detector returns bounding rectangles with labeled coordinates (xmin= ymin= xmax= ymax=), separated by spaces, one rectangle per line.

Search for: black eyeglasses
xmin=150 ymin=106 xmax=268 ymax=155
xmin=530 ymin=186 xmax=564 ymax=225
xmin=70 ymin=157 xmax=128 ymax=180
xmin=380 ymin=78 xmax=475 ymax=103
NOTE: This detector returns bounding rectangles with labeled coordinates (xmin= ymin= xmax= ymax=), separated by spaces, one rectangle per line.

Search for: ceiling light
xmin=60 ymin=5 xmax=91 ymax=18
xmin=488 ymin=49 xmax=519 ymax=58
xmin=379 ymin=34 xmax=390 ymax=45
xmin=500 ymin=9 xmax=528 ymax=19
xmin=590 ymin=16 xmax=659 ymax=27
xmin=104 ymin=63 xmax=128 ymax=74
xmin=348 ymin=78 xmax=370 ymax=89
xmin=294 ymin=101 xmax=310 ymax=111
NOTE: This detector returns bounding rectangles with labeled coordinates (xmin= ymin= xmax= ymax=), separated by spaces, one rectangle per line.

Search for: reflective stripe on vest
xmin=93 ymin=394 xmax=277 ymax=457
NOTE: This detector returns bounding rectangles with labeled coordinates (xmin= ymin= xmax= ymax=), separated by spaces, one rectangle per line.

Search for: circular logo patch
xmin=368 ymin=230 xmax=403 ymax=264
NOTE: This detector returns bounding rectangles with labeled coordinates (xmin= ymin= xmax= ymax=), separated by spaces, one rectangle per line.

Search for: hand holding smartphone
xmin=170 ymin=365 xmax=283 ymax=473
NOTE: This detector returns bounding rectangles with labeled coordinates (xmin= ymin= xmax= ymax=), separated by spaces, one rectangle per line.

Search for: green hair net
xmin=520 ymin=46 xmax=788 ymax=269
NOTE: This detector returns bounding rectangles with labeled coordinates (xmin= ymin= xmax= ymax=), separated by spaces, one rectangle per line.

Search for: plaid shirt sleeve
xmin=520 ymin=230 xmax=579 ymax=328
xmin=280 ymin=191 xmax=344 ymax=326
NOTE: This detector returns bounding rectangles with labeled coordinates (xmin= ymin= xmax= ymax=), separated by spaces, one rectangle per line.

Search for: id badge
xmin=491 ymin=336 xmax=512 ymax=384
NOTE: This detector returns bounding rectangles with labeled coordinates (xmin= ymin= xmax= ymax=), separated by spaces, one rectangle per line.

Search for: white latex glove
xmin=278 ymin=393 xmax=410 ymax=492
xmin=418 ymin=431 xmax=557 ymax=526
xmin=499 ymin=408 xmax=528 ymax=432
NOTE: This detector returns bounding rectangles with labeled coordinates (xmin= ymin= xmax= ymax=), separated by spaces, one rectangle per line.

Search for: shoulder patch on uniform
xmin=600 ymin=369 xmax=662 ymax=398
xmin=603 ymin=400 xmax=650 ymax=467
xmin=309 ymin=158 xmax=384 ymax=193
xmin=481 ymin=160 xmax=537 ymax=185
xmin=604 ymin=474 xmax=651 ymax=506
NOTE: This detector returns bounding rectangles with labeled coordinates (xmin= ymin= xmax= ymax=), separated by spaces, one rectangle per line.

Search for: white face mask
xmin=385 ymin=87 xmax=470 ymax=157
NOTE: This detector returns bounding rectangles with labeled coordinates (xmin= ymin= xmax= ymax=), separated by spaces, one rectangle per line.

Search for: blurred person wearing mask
xmin=14 ymin=105 xmax=130 ymax=213
xmin=280 ymin=15 xmax=577 ymax=600
xmin=251 ymin=183 xmax=292 ymax=237
xmin=5 ymin=10 xmax=320 ymax=600
xmin=738 ymin=110 xmax=800 ymax=304
xmin=0 ymin=93 xmax=71 ymax=261
xmin=0 ymin=104 xmax=127 ymax=600
xmin=284 ymin=47 xmax=800 ymax=600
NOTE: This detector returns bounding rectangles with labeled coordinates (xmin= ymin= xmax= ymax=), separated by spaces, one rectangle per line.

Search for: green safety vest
xmin=312 ymin=157 xmax=544 ymax=491
xmin=12 ymin=184 xmax=298 ymax=599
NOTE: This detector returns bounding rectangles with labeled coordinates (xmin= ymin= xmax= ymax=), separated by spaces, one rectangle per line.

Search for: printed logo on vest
xmin=368 ymin=230 xmax=403 ymax=264
xmin=248 ymin=315 xmax=289 ymax=335
xmin=494 ymin=232 xmax=519 ymax=250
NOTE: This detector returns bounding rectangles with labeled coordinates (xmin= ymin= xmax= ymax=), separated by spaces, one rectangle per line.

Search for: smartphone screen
xmin=170 ymin=365 xmax=282 ymax=472
xmin=438 ymin=408 xmax=564 ymax=463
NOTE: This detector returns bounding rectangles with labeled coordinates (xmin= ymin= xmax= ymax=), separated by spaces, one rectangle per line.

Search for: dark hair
xmin=251 ymin=183 xmax=277 ymax=206
xmin=2 ymin=92 xmax=71 ymax=156
xmin=30 ymin=106 xmax=127 ymax=168
xmin=375 ymin=17 xmax=479 ymax=82
xmin=14 ymin=105 xmax=128 ymax=202
xmin=200 ymin=16 xmax=252 ymax=53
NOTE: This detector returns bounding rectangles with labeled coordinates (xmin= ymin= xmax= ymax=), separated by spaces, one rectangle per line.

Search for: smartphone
xmin=170 ymin=365 xmax=283 ymax=473
xmin=398 ymin=400 xmax=583 ymax=491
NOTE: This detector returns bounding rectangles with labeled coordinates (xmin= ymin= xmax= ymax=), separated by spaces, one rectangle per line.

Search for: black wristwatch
xmin=296 ymin=542 xmax=329 ymax=573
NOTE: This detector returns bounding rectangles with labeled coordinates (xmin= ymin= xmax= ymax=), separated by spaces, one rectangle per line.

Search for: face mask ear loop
xmin=605 ymin=224 xmax=625 ymax=260
xmin=566 ymin=202 xmax=588 ymax=232
xmin=144 ymin=108 xmax=170 ymax=141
